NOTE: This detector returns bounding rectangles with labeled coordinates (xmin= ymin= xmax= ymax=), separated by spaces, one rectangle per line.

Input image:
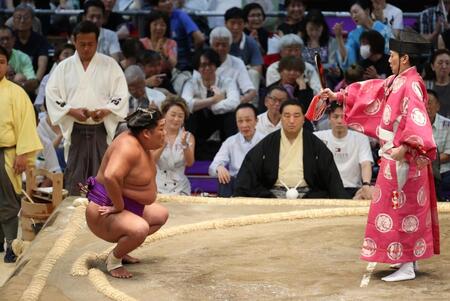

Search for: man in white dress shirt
xmin=314 ymin=102 xmax=373 ymax=199
xmin=256 ymin=85 xmax=289 ymax=136
xmin=46 ymin=20 xmax=128 ymax=195
xmin=209 ymin=103 xmax=264 ymax=197
xmin=209 ymin=26 xmax=257 ymax=105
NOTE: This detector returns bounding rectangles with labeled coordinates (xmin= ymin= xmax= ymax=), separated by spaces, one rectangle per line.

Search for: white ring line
xmin=360 ymin=262 xmax=377 ymax=288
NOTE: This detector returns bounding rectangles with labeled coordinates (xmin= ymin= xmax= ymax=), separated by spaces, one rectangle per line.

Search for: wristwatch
xmin=362 ymin=182 xmax=371 ymax=186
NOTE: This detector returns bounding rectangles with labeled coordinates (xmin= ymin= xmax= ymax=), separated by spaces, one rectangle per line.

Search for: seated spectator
xmin=5 ymin=2 xmax=42 ymax=34
xmin=370 ymin=0 xmax=404 ymax=36
xmin=35 ymin=43 xmax=75 ymax=113
xmin=234 ymin=100 xmax=347 ymax=199
xmin=83 ymin=0 xmax=121 ymax=62
xmin=152 ymin=95 xmax=195 ymax=195
xmin=140 ymin=10 xmax=177 ymax=72
xmin=416 ymin=0 xmax=450 ymax=45
xmin=314 ymin=102 xmax=373 ymax=199
xmin=120 ymin=37 xmax=144 ymax=70
xmin=333 ymin=0 xmax=392 ymax=71
xmin=12 ymin=3 xmax=50 ymax=82
xmin=0 ymin=24 xmax=37 ymax=94
xmin=138 ymin=49 xmax=175 ymax=95
xmin=36 ymin=108 xmax=65 ymax=186
xmin=266 ymin=34 xmax=321 ymax=95
xmin=426 ymin=89 xmax=450 ymax=201
xmin=102 ymin=0 xmax=130 ymax=40
xmin=149 ymin=0 xmax=205 ymax=71
xmin=268 ymin=56 xmax=314 ymax=121
xmin=243 ymin=2 xmax=271 ymax=55
xmin=300 ymin=9 xmax=340 ymax=88
xmin=276 ymin=0 xmax=306 ymax=37
xmin=181 ymin=49 xmax=239 ymax=159
xmin=124 ymin=64 xmax=166 ymax=112
xmin=301 ymin=9 xmax=337 ymax=68
xmin=209 ymin=103 xmax=264 ymax=197
xmin=256 ymin=85 xmax=289 ymax=136
xmin=225 ymin=7 xmax=263 ymax=92
xmin=424 ymin=49 xmax=450 ymax=118
xmin=209 ymin=26 xmax=257 ymax=105
xmin=358 ymin=29 xmax=392 ymax=80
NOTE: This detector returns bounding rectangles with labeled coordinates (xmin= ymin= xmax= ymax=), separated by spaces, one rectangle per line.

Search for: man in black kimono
xmin=234 ymin=99 xmax=348 ymax=199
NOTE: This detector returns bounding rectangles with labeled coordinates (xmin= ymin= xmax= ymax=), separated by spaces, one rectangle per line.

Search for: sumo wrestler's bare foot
xmin=110 ymin=266 xmax=133 ymax=278
xmin=122 ymin=254 xmax=140 ymax=264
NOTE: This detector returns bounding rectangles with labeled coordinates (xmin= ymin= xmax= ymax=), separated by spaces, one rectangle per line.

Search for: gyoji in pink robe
xmin=335 ymin=66 xmax=440 ymax=263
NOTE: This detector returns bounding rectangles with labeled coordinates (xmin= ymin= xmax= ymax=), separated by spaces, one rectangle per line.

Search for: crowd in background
xmin=2 ymin=0 xmax=450 ymax=201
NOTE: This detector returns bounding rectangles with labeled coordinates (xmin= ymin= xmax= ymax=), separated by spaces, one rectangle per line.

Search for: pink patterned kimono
xmin=336 ymin=67 xmax=440 ymax=263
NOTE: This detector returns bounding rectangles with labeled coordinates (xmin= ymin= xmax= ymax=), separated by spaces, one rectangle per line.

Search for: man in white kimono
xmin=46 ymin=20 xmax=128 ymax=195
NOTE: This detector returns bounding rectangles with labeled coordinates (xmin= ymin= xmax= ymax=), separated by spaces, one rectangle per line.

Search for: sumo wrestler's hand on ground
xmin=98 ymin=205 xmax=122 ymax=216
xmin=13 ymin=154 xmax=27 ymax=174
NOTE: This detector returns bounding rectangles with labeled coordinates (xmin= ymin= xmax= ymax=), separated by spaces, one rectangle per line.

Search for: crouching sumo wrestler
xmin=84 ymin=108 xmax=169 ymax=278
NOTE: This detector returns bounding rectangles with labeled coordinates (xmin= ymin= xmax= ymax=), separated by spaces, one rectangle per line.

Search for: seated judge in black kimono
xmin=234 ymin=99 xmax=348 ymax=199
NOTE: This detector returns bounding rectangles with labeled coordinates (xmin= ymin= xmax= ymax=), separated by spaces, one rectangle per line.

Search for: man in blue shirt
xmin=150 ymin=0 xmax=205 ymax=71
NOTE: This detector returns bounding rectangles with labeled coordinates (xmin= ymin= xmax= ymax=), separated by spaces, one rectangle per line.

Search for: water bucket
xmin=20 ymin=197 xmax=53 ymax=241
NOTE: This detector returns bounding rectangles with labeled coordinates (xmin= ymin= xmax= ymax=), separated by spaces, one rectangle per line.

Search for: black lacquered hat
xmin=389 ymin=29 xmax=432 ymax=56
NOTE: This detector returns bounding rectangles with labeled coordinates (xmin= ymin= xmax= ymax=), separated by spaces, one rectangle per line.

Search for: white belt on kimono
xmin=378 ymin=127 xmax=409 ymax=192
xmin=378 ymin=127 xmax=395 ymax=159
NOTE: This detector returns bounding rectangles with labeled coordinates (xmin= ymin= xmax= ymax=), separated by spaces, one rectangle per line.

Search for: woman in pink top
xmin=140 ymin=10 xmax=177 ymax=72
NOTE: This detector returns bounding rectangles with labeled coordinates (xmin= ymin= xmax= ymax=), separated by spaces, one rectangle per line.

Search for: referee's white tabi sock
xmin=390 ymin=261 xmax=419 ymax=271
xmin=382 ymin=262 xmax=415 ymax=282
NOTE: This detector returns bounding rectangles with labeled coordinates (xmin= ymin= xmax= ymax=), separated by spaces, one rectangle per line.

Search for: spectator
xmin=370 ymin=0 xmax=404 ymax=36
xmin=83 ymin=0 xmax=122 ymax=62
xmin=209 ymin=27 xmax=257 ymax=105
xmin=277 ymin=0 xmax=306 ymax=37
xmin=243 ymin=2 xmax=271 ymax=55
xmin=181 ymin=49 xmax=239 ymax=159
xmin=138 ymin=49 xmax=175 ymax=95
xmin=120 ymin=37 xmax=144 ymax=70
xmin=0 ymin=44 xmax=42 ymax=263
xmin=334 ymin=0 xmax=392 ymax=71
xmin=256 ymin=85 xmax=289 ymax=136
xmin=149 ymin=0 xmax=205 ymax=71
xmin=225 ymin=7 xmax=263 ymax=91
xmin=36 ymin=103 xmax=65 ymax=184
xmin=314 ymin=102 xmax=373 ymax=199
xmin=416 ymin=0 xmax=450 ymax=44
xmin=45 ymin=21 xmax=129 ymax=195
xmin=425 ymin=49 xmax=450 ymax=118
xmin=0 ymin=25 xmax=38 ymax=94
xmin=269 ymin=56 xmax=313 ymax=113
xmin=426 ymin=89 xmax=450 ymax=201
xmin=300 ymin=9 xmax=339 ymax=88
xmin=234 ymin=99 xmax=347 ymax=199
xmin=358 ymin=29 xmax=392 ymax=80
xmin=334 ymin=63 xmax=364 ymax=92
xmin=124 ymin=64 xmax=166 ymax=112
xmin=5 ymin=2 xmax=42 ymax=35
xmin=12 ymin=3 xmax=50 ymax=82
xmin=102 ymin=0 xmax=130 ymax=40
xmin=266 ymin=34 xmax=322 ymax=94
xmin=209 ymin=103 xmax=264 ymax=197
xmin=152 ymin=95 xmax=195 ymax=195
xmin=140 ymin=10 xmax=178 ymax=72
